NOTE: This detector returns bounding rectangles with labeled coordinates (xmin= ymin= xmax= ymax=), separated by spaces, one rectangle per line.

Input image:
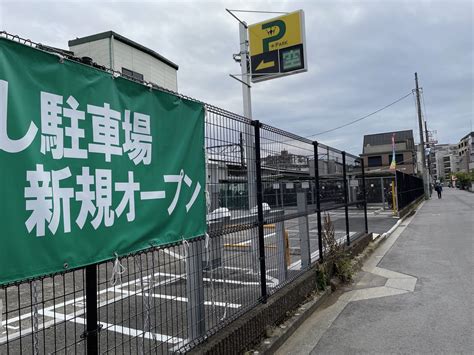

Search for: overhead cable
xmin=305 ymin=92 xmax=414 ymax=137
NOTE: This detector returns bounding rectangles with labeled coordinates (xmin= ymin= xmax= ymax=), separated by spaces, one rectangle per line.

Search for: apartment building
xmin=361 ymin=130 xmax=417 ymax=174
xmin=69 ymin=31 xmax=178 ymax=91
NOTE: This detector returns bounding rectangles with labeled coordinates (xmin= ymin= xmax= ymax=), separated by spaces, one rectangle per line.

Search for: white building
xmin=431 ymin=144 xmax=459 ymax=181
xmin=457 ymin=132 xmax=474 ymax=172
xmin=69 ymin=31 xmax=178 ymax=91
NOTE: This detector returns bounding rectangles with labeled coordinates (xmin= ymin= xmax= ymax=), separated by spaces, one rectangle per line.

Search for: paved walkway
xmin=276 ymin=189 xmax=473 ymax=354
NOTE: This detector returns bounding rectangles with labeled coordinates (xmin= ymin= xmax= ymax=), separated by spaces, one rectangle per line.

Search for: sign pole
xmin=239 ymin=21 xmax=257 ymax=210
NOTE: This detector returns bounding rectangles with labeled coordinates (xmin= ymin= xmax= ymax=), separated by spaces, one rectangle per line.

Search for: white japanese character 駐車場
xmin=40 ymin=92 xmax=64 ymax=159
xmin=63 ymin=96 xmax=87 ymax=159
xmin=123 ymin=110 xmax=152 ymax=165
xmin=88 ymin=103 xmax=122 ymax=162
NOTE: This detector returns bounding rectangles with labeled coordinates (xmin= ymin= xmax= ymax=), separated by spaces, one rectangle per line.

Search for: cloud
xmin=1 ymin=0 xmax=472 ymax=154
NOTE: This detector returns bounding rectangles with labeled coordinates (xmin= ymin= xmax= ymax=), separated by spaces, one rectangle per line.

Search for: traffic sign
xmin=248 ymin=10 xmax=307 ymax=82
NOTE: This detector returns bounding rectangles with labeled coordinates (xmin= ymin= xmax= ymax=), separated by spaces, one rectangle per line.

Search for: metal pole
xmin=424 ymin=120 xmax=432 ymax=191
xmin=275 ymin=217 xmax=288 ymax=282
xmin=253 ymin=120 xmax=267 ymax=302
xmin=186 ymin=240 xmax=206 ymax=340
xmin=313 ymin=142 xmax=323 ymax=262
xmin=239 ymin=21 xmax=257 ymax=210
xmin=342 ymin=152 xmax=350 ymax=246
xmin=415 ymin=72 xmax=429 ymax=199
xmin=394 ymin=170 xmax=399 ymax=214
xmin=297 ymin=191 xmax=311 ymax=268
xmin=361 ymin=159 xmax=368 ymax=234
xmin=380 ymin=176 xmax=386 ymax=208
xmin=85 ymin=264 xmax=99 ymax=355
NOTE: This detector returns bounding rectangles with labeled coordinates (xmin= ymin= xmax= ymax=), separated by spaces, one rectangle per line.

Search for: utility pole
xmin=424 ymin=120 xmax=432 ymax=194
xmin=415 ymin=72 xmax=430 ymax=199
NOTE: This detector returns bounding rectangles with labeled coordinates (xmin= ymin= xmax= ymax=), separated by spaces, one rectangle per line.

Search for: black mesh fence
xmin=396 ymin=170 xmax=424 ymax=210
xmin=0 ymin=32 xmax=368 ymax=355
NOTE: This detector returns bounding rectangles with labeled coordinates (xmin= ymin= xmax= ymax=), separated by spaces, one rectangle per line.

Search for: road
xmin=276 ymin=188 xmax=473 ymax=354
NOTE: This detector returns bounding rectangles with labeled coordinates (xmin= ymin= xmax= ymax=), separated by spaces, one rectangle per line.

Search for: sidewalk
xmin=276 ymin=189 xmax=473 ymax=354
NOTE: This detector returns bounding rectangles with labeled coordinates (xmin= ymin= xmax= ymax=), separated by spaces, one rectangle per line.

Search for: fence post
xmin=361 ymin=158 xmax=368 ymax=234
xmin=342 ymin=152 xmax=350 ymax=246
xmin=275 ymin=214 xmax=287 ymax=282
xmin=186 ymin=239 xmax=206 ymax=340
xmin=253 ymin=120 xmax=267 ymax=302
xmin=85 ymin=264 xmax=99 ymax=355
xmin=297 ymin=191 xmax=311 ymax=268
xmin=313 ymin=141 xmax=323 ymax=263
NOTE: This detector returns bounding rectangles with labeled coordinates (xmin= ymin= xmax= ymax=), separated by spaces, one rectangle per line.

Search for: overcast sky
xmin=1 ymin=0 xmax=472 ymax=154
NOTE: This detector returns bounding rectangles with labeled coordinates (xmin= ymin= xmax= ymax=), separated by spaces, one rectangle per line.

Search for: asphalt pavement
xmin=276 ymin=188 xmax=473 ymax=354
xmin=0 ymin=204 xmax=397 ymax=354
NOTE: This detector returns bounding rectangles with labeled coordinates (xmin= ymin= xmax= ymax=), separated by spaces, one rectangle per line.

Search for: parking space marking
xmin=225 ymin=232 xmax=276 ymax=247
xmin=0 ymin=272 xmax=183 ymax=344
xmin=1 ymin=265 xmax=264 ymax=345
xmin=160 ymin=248 xmax=185 ymax=260
xmin=117 ymin=289 xmax=241 ymax=309
xmin=43 ymin=310 xmax=184 ymax=344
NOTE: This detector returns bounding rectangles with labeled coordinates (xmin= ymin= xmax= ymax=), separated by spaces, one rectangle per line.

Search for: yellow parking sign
xmin=248 ymin=10 xmax=307 ymax=82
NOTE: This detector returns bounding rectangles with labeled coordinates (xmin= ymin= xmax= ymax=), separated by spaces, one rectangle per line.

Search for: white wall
xmin=69 ymin=38 xmax=111 ymax=68
xmin=113 ymin=39 xmax=177 ymax=91
xmin=69 ymin=37 xmax=178 ymax=92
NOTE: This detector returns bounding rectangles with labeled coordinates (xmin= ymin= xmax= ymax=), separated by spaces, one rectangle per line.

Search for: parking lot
xmin=1 ymin=206 xmax=397 ymax=354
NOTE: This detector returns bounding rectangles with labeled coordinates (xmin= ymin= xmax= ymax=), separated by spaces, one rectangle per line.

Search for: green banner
xmin=0 ymin=38 xmax=206 ymax=285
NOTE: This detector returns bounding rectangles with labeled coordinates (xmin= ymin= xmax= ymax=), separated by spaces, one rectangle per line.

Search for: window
xmin=122 ymin=67 xmax=144 ymax=81
xmin=367 ymin=156 xmax=382 ymax=167
xmin=388 ymin=153 xmax=404 ymax=164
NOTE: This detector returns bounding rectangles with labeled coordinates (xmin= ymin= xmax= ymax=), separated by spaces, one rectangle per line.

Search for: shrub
xmin=320 ymin=213 xmax=353 ymax=283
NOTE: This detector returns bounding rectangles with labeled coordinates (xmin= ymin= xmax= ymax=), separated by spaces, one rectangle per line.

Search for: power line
xmin=226 ymin=9 xmax=289 ymax=14
xmin=304 ymin=92 xmax=414 ymax=138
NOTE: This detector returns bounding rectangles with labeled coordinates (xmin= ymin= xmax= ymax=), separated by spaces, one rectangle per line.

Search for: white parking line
xmin=286 ymin=229 xmax=318 ymax=233
xmin=160 ymin=248 xmax=185 ymax=260
xmin=227 ymin=232 xmax=276 ymax=247
xmin=0 ymin=267 xmax=267 ymax=345
xmin=118 ymin=289 xmax=241 ymax=309
xmin=0 ymin=272 xmax=182 ymax=344
xmin=43 ymin=310 xmax=184 ymax=344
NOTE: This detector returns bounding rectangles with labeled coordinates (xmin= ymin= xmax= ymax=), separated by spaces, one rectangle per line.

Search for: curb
xmin=255 ymin=236 xmax=381 ymax=355
xmin=254 ymin=201 xmax=425 ymax=354
xmin=254 ymin=288 xmax=331 ymax=354
xmin=253 ymin=239 xmax=385 ymax=355
xmin=381 ymin=218 xmax=403 ymax=239
xmin=254 ymin=237 xmax=381 ymax=355
xmin=380 ymin=198 xmax=425 ymax=239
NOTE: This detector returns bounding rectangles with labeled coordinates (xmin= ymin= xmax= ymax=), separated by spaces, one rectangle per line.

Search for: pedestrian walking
xmin=434 ymin=183 xmax=443 ymax=199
